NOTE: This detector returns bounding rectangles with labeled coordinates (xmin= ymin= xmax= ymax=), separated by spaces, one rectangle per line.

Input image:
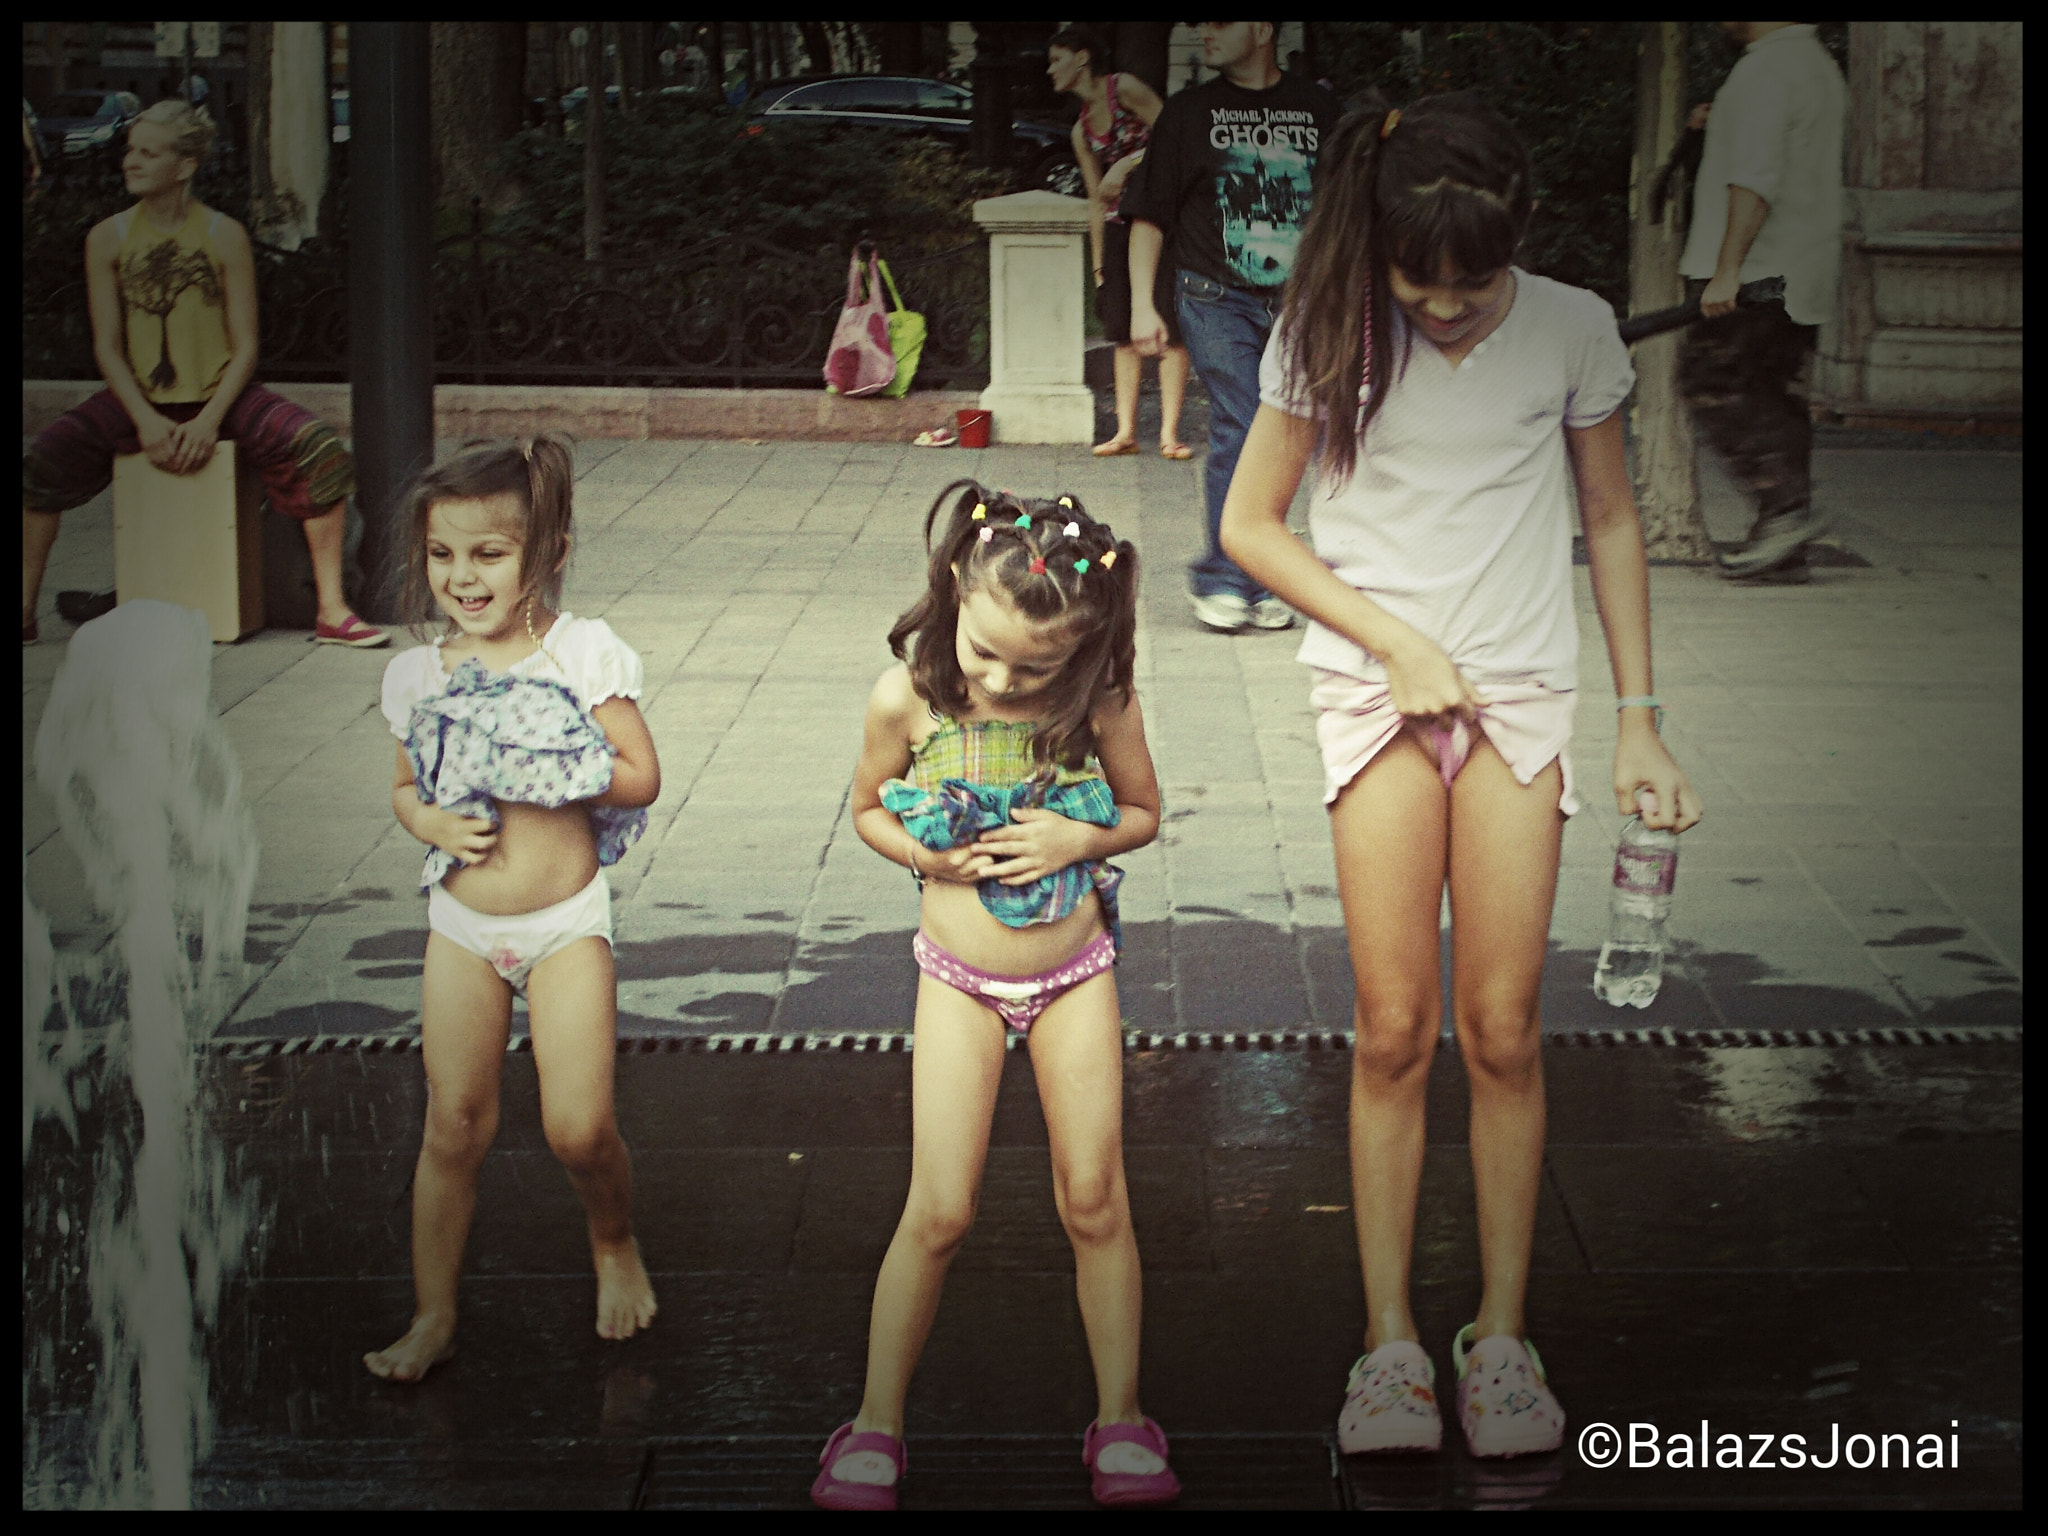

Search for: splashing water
xmin=25 ymin=601 xmax=260 ymax=1508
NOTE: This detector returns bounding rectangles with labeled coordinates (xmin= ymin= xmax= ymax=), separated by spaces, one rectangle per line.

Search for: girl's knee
xmin=1053 ymin=1164 xmax=1127 ymax=1246
xmin=544 ymin=1114 xmax=620 ymax=1175
xmin=424 ymin=1098 xmax=498 ymax=1165
xmin=1456 ymin=1003 xmax=1542 ymax=1085
xmin=902 ymin=1192 xmax=978 ymax=1258
xmin=1352 ymin=1000 xmax=1438 ymax=1084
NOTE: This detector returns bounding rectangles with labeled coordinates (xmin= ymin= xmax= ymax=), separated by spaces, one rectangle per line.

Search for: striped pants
xmin=23 ymin=383 xmax=353 ymax=521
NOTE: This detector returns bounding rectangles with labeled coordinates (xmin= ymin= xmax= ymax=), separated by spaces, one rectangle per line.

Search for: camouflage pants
xmin=1677 ymin=280 xmax=1820 ymax=526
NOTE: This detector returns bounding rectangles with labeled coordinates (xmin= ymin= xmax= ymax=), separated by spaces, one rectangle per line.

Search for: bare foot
xmin=364 ymin=1312 xmax=456 ymax=1382
xmin=594 ymin=1238 xmax=658 ymax=1340
xmin=1159 ymin=441 xmax=1193 ymax=460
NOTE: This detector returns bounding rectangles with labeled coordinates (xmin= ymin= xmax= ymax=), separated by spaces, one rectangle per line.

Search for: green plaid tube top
xmin=906 ymin=716 xmax=1104 ymax=793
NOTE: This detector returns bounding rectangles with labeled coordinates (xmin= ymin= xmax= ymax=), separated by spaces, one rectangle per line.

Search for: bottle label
xmin=1613 ymin=843 xmax=1677 ymax=897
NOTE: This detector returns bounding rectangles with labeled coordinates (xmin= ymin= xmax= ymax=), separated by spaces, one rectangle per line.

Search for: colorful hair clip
xmin=1015 ymin=513 xmax=1031 ymax=528
xmin=978 ymin=526 xmax=994 ymax=543
xmin=971 ymin=502 xmax=987 ymax=520
xmin=1058 ymin=496 xmax=1074 ymax=509
xmin=1074 ymin=558 xmax=1090 ymax=574
xmin=1029 ymin=557 xmax=1047 ymax=575
xmin=1063 ymin=521 xmax=1080 ymax=538
xmin=1099 ymin=549 xmax=1117 ymax=570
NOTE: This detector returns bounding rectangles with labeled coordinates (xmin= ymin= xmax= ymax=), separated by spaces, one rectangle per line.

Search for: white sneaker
xmin=1247 ymin=596 xmax=1295 ymax=630
xmin=1188 ymin=590 xmax=1251 ymax=632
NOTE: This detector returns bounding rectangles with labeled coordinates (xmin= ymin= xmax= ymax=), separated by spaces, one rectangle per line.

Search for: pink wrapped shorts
xmin=1310 ymin=669 xmax=1580 ymax=815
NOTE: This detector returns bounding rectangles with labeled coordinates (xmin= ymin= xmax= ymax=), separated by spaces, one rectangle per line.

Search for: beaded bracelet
xmin=1615 ymin=695 xmax=1665 ymax=731
xmin=909 ymin=847 xmax=925 ymax=890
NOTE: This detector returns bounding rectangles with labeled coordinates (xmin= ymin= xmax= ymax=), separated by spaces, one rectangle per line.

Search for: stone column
xmin=972 ymin=190 xmax=1094 ymax=445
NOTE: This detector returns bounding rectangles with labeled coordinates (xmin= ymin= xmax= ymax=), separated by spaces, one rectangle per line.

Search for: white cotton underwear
xmin=427 ymin=871 xmax=612 ymax=993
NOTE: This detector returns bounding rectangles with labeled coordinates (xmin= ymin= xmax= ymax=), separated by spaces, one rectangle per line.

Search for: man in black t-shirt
xmin=1124 ymin=23 xmax=1340 ymax=633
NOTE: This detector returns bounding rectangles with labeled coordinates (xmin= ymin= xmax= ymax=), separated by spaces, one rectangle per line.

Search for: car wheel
xmin=1036 ymin=152 xmax=1085 ymax=199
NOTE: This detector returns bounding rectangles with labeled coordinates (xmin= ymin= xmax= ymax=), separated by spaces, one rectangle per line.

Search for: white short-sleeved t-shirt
xmin=380 ymin=613 xmax=645 ymax=739
xmin=1260 ymin=269 xmax=1634 ymax=693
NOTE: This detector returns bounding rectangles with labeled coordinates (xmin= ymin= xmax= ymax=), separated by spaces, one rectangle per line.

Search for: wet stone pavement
xmin=24 ymin=1035 xmax=2023 ymax=1509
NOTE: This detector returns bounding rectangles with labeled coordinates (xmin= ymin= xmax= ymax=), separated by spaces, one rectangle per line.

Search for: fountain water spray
xmin=26 ymin=601 xmax=260 ymax=1508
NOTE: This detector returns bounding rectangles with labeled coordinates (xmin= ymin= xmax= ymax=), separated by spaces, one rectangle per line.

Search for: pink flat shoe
xmin=811 ymin=1421 xmax=906 ymax=1511
xmin=314 ymin=613 xmax=390 ymax=648
xmin=1337 ymin=1339 xmax=1443 ymax=1454
xmin=1083 ymin=1416 xmax=1182 ymax=1507
xmin=1453 ymin=1325 xmax=1566 ymax=1458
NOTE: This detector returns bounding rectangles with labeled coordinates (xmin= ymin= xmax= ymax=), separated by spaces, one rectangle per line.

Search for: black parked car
xmin=749 ymin=75 xmax=1081 ymax=195
xmin=40 ymin=89 xmax=142 ymax=160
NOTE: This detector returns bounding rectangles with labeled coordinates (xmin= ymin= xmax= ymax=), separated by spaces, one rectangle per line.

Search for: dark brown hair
xmin=396 ymin=433 xmax=576 ymax=638
xmin=1278 ymin=90 xmax=1534 ymax=485
xmin=1047 ymin=25 xmax=1112 ymax=77
xmin=888 ymin=478 xmax=1139 ymax=773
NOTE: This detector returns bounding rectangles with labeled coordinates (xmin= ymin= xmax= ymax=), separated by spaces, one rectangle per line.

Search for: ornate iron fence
xmin=24 ymin=202 xmax=989 ymax=391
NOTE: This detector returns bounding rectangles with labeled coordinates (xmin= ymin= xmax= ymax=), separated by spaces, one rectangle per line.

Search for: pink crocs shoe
xmin=1337 ymin=1339 xmax=1443 ymax=1454
xmin=1453 ymin=1325 xmax=1566 ymax=1458
xmin=811 ymin=1421 xmax=906 ymax=1511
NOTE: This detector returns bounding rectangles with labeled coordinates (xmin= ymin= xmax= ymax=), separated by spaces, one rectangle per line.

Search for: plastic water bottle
xmin=1593 ymin=790 xmax=1678 ymax=1008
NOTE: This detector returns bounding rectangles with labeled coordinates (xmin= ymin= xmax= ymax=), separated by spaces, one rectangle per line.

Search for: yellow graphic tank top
xmin=114 ymin=203 xmax=233 ymax=405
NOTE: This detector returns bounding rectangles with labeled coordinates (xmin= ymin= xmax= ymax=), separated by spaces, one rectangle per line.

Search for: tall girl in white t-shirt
xmin=1221 ymin=92 xmax=1702 ymax=1459
xmin=365 ymin=436 xmax=662 ymax=1382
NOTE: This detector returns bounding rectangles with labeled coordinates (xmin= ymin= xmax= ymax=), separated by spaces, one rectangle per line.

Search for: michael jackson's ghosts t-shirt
xmin=1121 ymin=71 xmax=1342 ymax=291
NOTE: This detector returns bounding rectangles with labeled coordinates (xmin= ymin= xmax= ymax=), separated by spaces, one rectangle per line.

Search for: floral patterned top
xmin=380 ymin=615 xmax=647 ymax=891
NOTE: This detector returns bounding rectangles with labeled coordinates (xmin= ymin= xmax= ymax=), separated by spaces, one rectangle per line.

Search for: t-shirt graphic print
xmin=1121 ymin=73 xmax=1341 ymax=293
xmin=1214 ymin=107 xmax=1319 ymax=285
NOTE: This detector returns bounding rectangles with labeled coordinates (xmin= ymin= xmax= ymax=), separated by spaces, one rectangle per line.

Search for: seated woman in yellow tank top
xmin=21 ymin=98 xmax=386 ymax=648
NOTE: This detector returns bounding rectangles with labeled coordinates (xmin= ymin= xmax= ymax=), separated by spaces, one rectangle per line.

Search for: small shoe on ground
xmin=811 ymin=1422 xmax=906 ymax=1511
xmin=56 ymin=589 xmax=117 ymax=625
xmin=1338 ymin=1339 xmax=1443 ymax=1454
xmin=913 ymin=427 xmax=957 ymax=448
xmin=1188 ymin=589 xmax=1251 ymax=632
xmin=1160 ymin=441 xmax=1193 ymax=460
xmin=315 ymin=613 xmax=390 ymax=648
xmin=1092 ymin=436 xmax=1141 ymax=457
xmin=1717 ymin=508 xmax=1828 ymax=577
xmin=1083 ymin=1416 xmax=1182 ymax=1507
xmin=1725 ymin=547 xmax=1812 ymax=586
xmin=1453 ymin=1324 xmax=1566 ymax=1458
xmin=1247 ymin=595 xmax=1296 ymax=630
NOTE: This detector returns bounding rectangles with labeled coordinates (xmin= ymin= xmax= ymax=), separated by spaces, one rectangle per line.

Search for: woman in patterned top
xmin=812 ymin=479 xmax=1181 ymax=1510
xmin=1047 ymin=25 xmax=1194 ymax=460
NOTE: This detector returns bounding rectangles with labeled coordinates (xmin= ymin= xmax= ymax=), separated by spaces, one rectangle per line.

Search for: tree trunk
xmin=1111 ymin=23 xmax=1171 ymax=96
xmin=798 ymin=21 xmax=831 ymax=75
xmin=1628 ymin=22 xmax=1712 ymax=562
xmin=537 ymin=23 xmax=563 ymax=136
xmin=431 ymin=22 xmax=526 ymax=212
xmin=583 ymin=24 xmax=605 ymax=262
xmin=250 ymin=22 xmax=330 ymax=250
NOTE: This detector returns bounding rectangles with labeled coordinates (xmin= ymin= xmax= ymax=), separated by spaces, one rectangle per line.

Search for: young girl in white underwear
xmin=365 ymin=435 xmax=661 ymax=1382
xmin=1222 ymin=92 xmax=1703 ymax=1458
xmin=812 ymin=480 xmax=1180 ymax=1510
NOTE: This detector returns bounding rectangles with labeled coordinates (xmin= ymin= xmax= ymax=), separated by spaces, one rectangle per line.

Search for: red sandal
xmin=1083 ymin=1416 xmax=1182 ymax=1507
xmin=811 ymin=1421 xmax=906 ymax=1511
xmin=314 ymin=613 xmax=390 ymax=648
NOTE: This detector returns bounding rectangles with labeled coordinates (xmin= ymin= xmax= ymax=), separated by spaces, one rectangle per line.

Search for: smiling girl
xmin=367 ymin=436 xmax=660 ymax=1382
xmin=1220 ymin=92 xmax=1702 ymax=1458
xmin=812 ymin=480 xmax=1179 ymax=1509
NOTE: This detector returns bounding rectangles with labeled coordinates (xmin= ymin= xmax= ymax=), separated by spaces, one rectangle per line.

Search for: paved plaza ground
xmin=22 ymin=429 xmax=2023 ymax=1508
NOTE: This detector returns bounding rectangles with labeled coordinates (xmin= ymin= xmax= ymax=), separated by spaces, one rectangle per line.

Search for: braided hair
xmin=890 ymin=478 xmax=1140 ymax=772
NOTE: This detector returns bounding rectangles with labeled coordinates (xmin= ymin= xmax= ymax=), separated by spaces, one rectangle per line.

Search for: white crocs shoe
xmin=1337 ymin=1339 xmax=1443 ymax=1454
xmin=1453 ymin=1324 xmax=1566 ymax=1458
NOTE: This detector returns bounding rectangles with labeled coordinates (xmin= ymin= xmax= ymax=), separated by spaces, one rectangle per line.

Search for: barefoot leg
xmin=366 ymin=933 xmax=512 ymax=1381
xmin=1159 ymin=344 xmax=1192 ymax=454
xmin=526 ymin=936 xmax=658 ymax=1339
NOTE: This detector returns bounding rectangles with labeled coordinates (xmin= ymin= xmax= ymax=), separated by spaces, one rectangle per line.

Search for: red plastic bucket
xmin=956 ymin=408 xmax=992 ymax=449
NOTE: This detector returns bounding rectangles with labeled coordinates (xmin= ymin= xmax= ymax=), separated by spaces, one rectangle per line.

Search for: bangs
xmin=1380 ymin=179 xmax=1521 ymax=285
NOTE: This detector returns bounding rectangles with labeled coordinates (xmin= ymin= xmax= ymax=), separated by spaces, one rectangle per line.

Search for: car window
xmin=843 ymin=79 xmax=920 ymax=114
xmin=910 ymin=81 xmax=970 ymax=115
xmin=775 ymin=81 xmax=854 ymax=112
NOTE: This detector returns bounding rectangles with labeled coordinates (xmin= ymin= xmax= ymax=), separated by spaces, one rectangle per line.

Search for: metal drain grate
xmin=199 ymin=1023 xmax=2021 ymax=1058
xmin=634 ymin=1432 xmax=1341 ymax=1511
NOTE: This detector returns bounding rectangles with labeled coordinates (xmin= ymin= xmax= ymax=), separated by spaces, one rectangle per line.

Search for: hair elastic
xmin=1058 ymin=496 xmax=1074 ymax=508
xmin=1029 ymin=557 xmax=1047 ymax=575
xmin=970 ymin=502 xmax=987 ymax=520
xmin=1381 ymin=108 xmax=1401 ymax=140
xmin=1074 ymin=558 xmax=1090 ymax=573
xmin=1014 ymin=513 xmax=1032 ymax=528
xmin=1099 ymin=549 xmax=1117 ymax=570
xmin=978 ymin=526 xmax=994 ymax=543
xmin=1063 ymin=521 xmax=1080 ymax=537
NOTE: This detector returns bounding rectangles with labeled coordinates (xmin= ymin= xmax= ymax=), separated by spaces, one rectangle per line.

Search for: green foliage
xmin=1312 ymin=22 xmax=1637 ymax=308
xmin=488 ymin=96 xmax=1008 ymax=263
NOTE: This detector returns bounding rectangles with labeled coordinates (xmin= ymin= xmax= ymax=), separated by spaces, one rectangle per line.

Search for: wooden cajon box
xmin=112 ymin=441 xmax=265 ymax=642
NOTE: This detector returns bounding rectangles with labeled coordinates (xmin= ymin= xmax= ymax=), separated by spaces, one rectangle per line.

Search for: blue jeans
xmin=1175 ymin=270 xmax=1281 ymax=601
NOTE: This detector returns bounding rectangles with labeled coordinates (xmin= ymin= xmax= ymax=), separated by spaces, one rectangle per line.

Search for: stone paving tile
xmin=21 ymin=439 xmax=2021 ymax=1041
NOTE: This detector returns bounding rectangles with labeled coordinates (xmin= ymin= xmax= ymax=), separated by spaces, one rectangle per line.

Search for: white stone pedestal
xmin=972 ymin=190 xmax=1095 ymax=444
